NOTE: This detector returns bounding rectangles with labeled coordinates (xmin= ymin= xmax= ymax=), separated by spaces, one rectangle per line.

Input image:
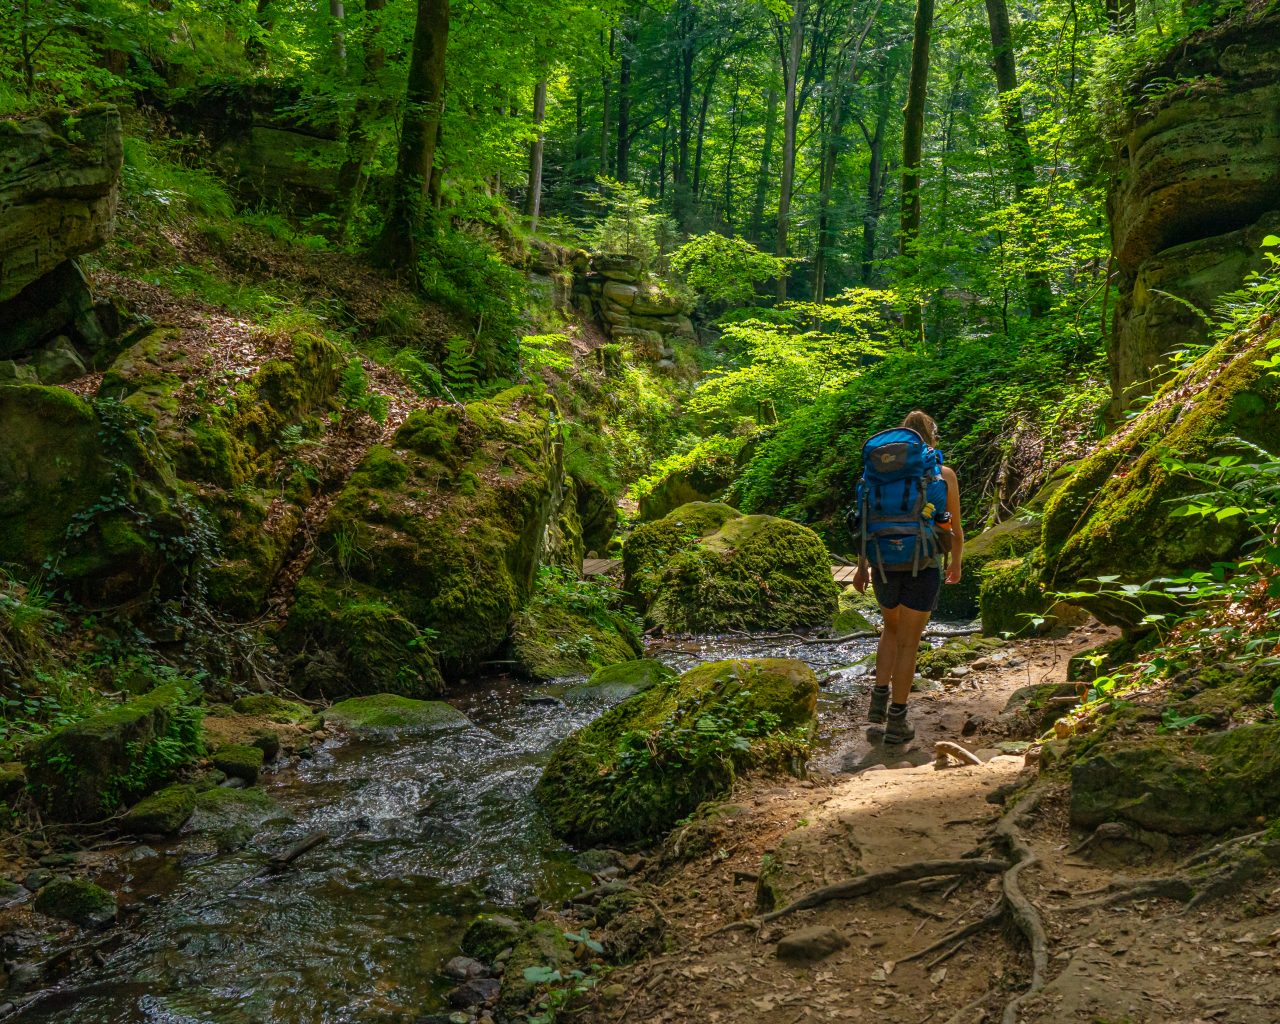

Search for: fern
xmin=443 ymin=336 xmax=480 ymax=398
xmin=339 ymin=358 xmax=390 ymax=425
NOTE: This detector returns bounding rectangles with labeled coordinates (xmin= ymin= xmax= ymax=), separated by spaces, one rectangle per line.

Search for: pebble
xmin=21 ymin=870 xmax=52 ymax=892
xmin=444 ymin=956 xmax=488 ymax=980
xmin=948 ymin=666 xmax=971 ymax=679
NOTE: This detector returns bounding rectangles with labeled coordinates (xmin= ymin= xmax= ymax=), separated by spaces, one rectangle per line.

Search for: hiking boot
xmin=884 ymin=708 xmax=915 ymax=745
xmin=868 ymin=686 xmax=890 ymax=725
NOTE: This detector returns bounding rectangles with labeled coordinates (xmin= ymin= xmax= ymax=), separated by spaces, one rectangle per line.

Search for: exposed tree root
xmin=711 ymin=858 xmax=1011 ymax=934
xmin=994 ymin=793 xmax=1049 ymax=1024
xmin=1066 ymin=830 xmax=1280 ymax=912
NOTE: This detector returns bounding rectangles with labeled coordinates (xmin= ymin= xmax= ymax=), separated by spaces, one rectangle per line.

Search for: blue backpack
xmin=854 ymin=427 xmax=951 ymax=578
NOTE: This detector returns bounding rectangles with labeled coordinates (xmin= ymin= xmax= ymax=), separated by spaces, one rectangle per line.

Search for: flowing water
xmin=8 ymin=624 xmax=971 ymax=1023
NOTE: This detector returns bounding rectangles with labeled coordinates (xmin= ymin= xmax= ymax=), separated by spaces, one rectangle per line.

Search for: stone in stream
xmin=446 ymin=976 xmax=500 ymax=1008
xmin=211 ymin=744 xmax=265 ymax=784
xmin=33 ymin=878 xmax=117 ymax=929
xmin=461 ymin=914 xmax=525 ymax=962
xmin=119 ymin=783 xmax=197 ymax=835
xmin=553 ymin=659 xmax=677 ymax=704
xmin=775 ymin=926 xmax=850 ymax=962
xmin=321 ymin=695 xmax=471 ymax=737
xmin=444 ymin=955 xmax=489 ymax=980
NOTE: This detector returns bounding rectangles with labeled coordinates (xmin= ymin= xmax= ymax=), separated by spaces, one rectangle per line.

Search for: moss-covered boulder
xmin=1070 ymin=724 xmax=1280 ymax=835
xmin=555 ymin=659 xmax=678 ymax=703
xmin=33 ymin=878 xmax=117 ymax=929
xmin=211 ymin=744 xmax=264 ymax=784
xmin=186 ymin=786 xmax=288 ymax=851
xmin=0 ymin=384 xmax=189 ymax=604
xmin=461 ymin=913 xmax=525 ymax=961
xmin=832 ymin=586 xmax=875 ymax=634
xmin=977 ymin=555 xmax=1086 ymax=637
xmin=282 ymin=387 xmax=570 ymax=686
xmin=535 ymin=658 xmax=817 ymax=844
xmin=320 ymin=694 xmax=471 ymax=737
xmin=27 ymin=684 xmax=202 ymax=822
xmin=915 ymin=636 xmax=1005 ymax=679
xmin=1041 ymin=324 xmax=1280 ymax=625
xmin=494 ymin=922 xmax=575 ymax=1022
xmin=510 ymin=571 xmax=641 ymax=681
xmin=231 ymin=694 xmax=316 ymax=723
xmin=624 ymin=504 xmax=839 ymax=633
xmin=120 ymin=783 xmax=196 ymax=835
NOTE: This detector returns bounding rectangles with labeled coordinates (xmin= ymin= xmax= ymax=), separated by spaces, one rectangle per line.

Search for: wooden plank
xmin=582 ymin=558 xmax=623 ymax=576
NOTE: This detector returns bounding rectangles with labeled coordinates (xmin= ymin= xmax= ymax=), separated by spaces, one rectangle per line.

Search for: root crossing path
xmin=584 ymin=624 xmax=1280 ymax=1024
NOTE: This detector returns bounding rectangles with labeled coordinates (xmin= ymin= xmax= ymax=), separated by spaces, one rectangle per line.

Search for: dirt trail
xmin=585 ymin=624 xmax=1280 ymax=1024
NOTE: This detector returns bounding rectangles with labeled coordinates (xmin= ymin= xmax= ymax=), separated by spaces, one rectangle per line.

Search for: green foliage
xmin=587 ymin=178 xmax=674 ymax=271
xmin=443 ymin=335 xmax=481 ymax=398
xmin=629 ymin=433 xmax=749 ymax=508
xmin=669 ymin=233 xmax=791 ymax=307
xmin=338 ymin=358 xmax=390 ymax=425
xmin=520 ymin=333 xmax=575 ymax=375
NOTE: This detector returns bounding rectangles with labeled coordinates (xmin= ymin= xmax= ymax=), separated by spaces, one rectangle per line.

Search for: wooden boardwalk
xmin=583 ymin=558 xmax=860 ymax=582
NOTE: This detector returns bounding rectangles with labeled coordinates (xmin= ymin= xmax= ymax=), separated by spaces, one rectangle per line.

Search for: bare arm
xmin=941 ymin=465 xmax=962 ymax=582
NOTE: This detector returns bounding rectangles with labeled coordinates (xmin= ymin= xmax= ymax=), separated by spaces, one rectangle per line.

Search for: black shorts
xmin=871 ymin=566 xmax=941 ymax=613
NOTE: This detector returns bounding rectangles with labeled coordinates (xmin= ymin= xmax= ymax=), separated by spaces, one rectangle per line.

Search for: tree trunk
xmin=525 ymin=77 xmax=548 ymax=230
xmin=691 ymin=64 xmax=719 ymax=204
xmin=723 ymin=73 xmax=742 ymax=228
xmin=600 ymin=29 xmax=613 ymax=176
xmin=984 ymin=0 xmax=1050 ymax=319
xmin=899 ymin=0 xmax=934 ymax=340
xmin=750 ymin=86 xmax=779 ymax=243
xmin=616 ymin=31 xmax=631 ymax=181
xmin=329 ymin=0 xmax=347 ymax=66
xmin=335 ymin=0 xmax=387 ymax=239
xmin=373 ymin=0 xmax=449 ymax=273
xmin=776 ymin=0 xmax=806 ymax=301
xmin=673 ymin=0 xmax=696 ymax=227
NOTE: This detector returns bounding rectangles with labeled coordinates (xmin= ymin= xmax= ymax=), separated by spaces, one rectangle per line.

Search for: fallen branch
xmin=712 ymin=858 xmax=1009 ymax=934
xmin=258 ymin=832 xmax=329 ymax=876
xmin=934 ymin=741 xmax=984 ymax=768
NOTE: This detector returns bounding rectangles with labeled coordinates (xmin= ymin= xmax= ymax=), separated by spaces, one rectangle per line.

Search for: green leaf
xmin=1214 ymin=506 xmax=1246 ymax=521
xmin=1262 ymin=235 xmax=1280 ymax=248
xmin=523 ymin=966 xmax=563 ymax=985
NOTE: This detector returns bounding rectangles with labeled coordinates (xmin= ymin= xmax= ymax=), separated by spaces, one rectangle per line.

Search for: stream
xmin=9 ymin=623 xmax=973 ymax=1023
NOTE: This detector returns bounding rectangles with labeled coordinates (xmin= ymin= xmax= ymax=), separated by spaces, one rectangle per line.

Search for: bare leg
xmin=890 ymin=607 xmax=932 ymax=704
xmin=877 ymin=606 xmax=900 ymax=689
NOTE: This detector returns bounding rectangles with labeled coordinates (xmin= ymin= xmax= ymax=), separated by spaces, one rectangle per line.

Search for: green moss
xmin=622 ymin=502 xmax=742 ymax=608
xmin=231 ymin=694 xmax=316 ymax=723
xmin=495 ymin=922 xmax=575 ymax=1022
xmin=1041 ymin=324 xmax=1280 ymax=625
xmin=915 ymin=636 xmax=1006 ymax=679
xmin=211 ymin=743 xmax=264 ymax=784
xmin=832 ymin=586 xmax=875 ymax=634
xmin=27 ymin=684 xmax=202 ymax=822
xmin=120 ymin=783 xmax=196 ymax=835
xmin=282 ymin=387 xmax=567 ymax=680
xmin=321 ymin=694 xmax=471 ymax=736
xmin=33 ymin=878 xmax=117 ymax=928
xmin=535 ymin=657 xmax=817 ymax=845
xmin=979 ymin=557 xmax=1052 ymax=636
xmin=555 ymin=659 xmax=678 ymax=703
xmin=510 ymin=583 xmax=641 ymax=682
xmin=461 ymin=913 xmax=525 ymax=961
xmin=651 ymin=512 xmax=840 ymax=633
xmin=1070 ymin=723 xmax=1280 ymax=834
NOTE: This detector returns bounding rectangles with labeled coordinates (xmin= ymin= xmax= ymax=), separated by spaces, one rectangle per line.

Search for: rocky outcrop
xmin=280 ymin=387 xmax=574 ymax=693
xmin=535 ymin=658 xmax=817 ymax=844
xmin=1041 ymin=321 xmax=1280 ymax=625
xmin=0 ymin=106 xmax=125 ymax=368
xmin=1107 ymin=12 xmax=1280 ymax=415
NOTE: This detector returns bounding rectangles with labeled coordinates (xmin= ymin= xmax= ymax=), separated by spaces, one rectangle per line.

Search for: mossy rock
xmin=282 ymin=387 xmax=567 ymax=682
xmin=535 ymin=658 xmax=817 ymax=845
xmin=211 ymin=744 xmax=264 ymax=784
xmin=495 ymin=921 xmax=575 ymax=1022
xmin=120 ymin=783 xmax=197 ymax=835
xmin=1000 ymin=683 xmax=1082 ymax=735
xmin=27 ymin=684 xmax=202 ymax=822
xmin=915 ymin=636 xmax=1005 ymax=679
xmin=1070 ymin=723 xmax=1280 ymax=835
xmin=321 ymin=694 xmax=471 ymax=737
xmin=33 ymin=877 xmax=117 ymax=929
xmin=636 ymin=508 xmax=840 ymax=633
xmin=555 ymin=659 xmax=678 ymax=704
xmin=1174 ymin=663 xmax=1280 ymax=727
xmin=832 ymin=586 xmax=875 ymax=634
xmin=511 ymin=595 xmax=641 ymax=682
xmin=0 ymin=384 xmax=188 ymax=604
xmin=1041 ymin=323 xmax=1280 ymax=626
xmin=978 ymin=555 xmax=1086 ymax=637
xmin=0 ymin=763 xmax=25 ymax=800
xmin=461 ymin=913 xmax=525 ymax=961
xmin=186 ymin=786 xmax=287 ymax=850
xmin=622 ymin=501 xmax=742 ymax=609
xmin=637 ymin=445 xmax=744 ymax=523
xmin=231 ymin=694 xmax=316 ymax=724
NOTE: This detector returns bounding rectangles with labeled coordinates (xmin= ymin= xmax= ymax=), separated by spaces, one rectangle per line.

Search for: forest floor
xmin=582 ymin=622 xmax=1280 ymax=1024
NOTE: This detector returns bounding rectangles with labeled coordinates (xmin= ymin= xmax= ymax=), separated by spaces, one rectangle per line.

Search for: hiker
xmin=851 ymin=410 xmax=963 ymax=744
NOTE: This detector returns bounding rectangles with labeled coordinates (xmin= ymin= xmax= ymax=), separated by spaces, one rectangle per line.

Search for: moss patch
xmin=631 ymin=507 xmax=840 ymax=633
xmin=321 ymin=694 xmax=471 ymax=736
xmin=33 ymin=878 xmax=117 ymax=928
xmin=511 ymin=595 xmax=641 ymax=682
xmin=231 ymin=694 xmax=316 ymax=723
xmin=622 ymin=501 xmax=741 ymax=609
xmin=535 ymin=658 xmax=817 ymax=845
xmin=1041 ymin=323 xmax=1280 ymax=625
xmin=27 ymin=684 xmax=202 ymax=822
xmin=120 ymin=783 xmax=196 ymax=835
xmin=211 ymin=743 xmax=264 ymax=784
xmin=554 ymin=659 xmax=678 ymax=704
xmin=915 ymin=636 xmax=1006 ymax=679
